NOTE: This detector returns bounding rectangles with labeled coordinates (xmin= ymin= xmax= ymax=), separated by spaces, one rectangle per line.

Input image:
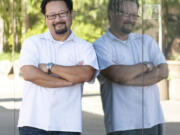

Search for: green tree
xmin=1 ymin=0 xmax=180 ymax=58
xmin=0 ymin=0 xmax=12 ymax=52
xmin=22 ymin=0 xmax=47 ymax=40
xmin=23 ymin=0 xmax=110 ymax=43
xmin=0 ymin=0 xmax=24 ymax=52
xmin=72 ymin=0 xmax=109 ymax=43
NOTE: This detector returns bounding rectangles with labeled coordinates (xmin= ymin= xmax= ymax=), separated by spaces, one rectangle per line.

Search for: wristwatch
xmin=143 ymin=62 xmax=153 ymax=72
xmin=46 ymin=63 xmax=54 ymax=74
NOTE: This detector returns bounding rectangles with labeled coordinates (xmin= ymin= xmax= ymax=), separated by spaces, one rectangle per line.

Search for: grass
xmin=0 ymin=52 xmax=20 ymax=61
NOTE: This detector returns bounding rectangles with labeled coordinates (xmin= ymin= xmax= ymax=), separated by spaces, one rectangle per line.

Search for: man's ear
xmin=45 ymin=16 xmax=48 ymax=25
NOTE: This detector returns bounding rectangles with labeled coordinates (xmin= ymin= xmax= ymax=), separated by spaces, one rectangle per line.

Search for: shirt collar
xmin=106 ymin=29 xmax=134 ymax=43
xmin=41 ymin=30 xmax=75 ymax=44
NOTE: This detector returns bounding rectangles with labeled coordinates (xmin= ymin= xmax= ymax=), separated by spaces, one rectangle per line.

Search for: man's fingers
xmin=77 ymin=61 xmax=84 ymax=65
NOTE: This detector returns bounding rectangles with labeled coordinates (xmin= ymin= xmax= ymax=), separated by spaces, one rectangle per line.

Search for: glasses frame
xmin=118 ymin=11 xmax=140 ymax=20
xmin=45 ymin=10 xmax=70 ymax=20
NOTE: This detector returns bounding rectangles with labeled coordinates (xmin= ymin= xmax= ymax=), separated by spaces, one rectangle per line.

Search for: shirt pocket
xmin=55 ymin=44 xmax=77 ymax=66
xmin=39 ymin=42 xmax=53 ymax=63
xmin=112 ymin=44 xmax=134 ymax=65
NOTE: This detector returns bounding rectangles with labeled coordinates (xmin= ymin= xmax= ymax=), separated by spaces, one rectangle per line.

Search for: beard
xmin=120 ymin=27 xmax=132 ymax=34
xmin=120 ymin=21 xmax=135 ymax=34
xmin=53 ymin=22 xmax=68 ymax=35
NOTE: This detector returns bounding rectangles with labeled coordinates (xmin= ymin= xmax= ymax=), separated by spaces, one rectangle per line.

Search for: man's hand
xmin=38 ymin=63 xmax=59 ymax=78
xmin=38 ymin=64 xmax=48 ymax=73
xmin=77 ymin=60 xmax=84 ymax=65
xmin=50 ymin=64 xmax=95 ymax=84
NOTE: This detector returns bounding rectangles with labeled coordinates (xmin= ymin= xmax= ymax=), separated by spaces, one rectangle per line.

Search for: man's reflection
xmin=93 ymin=0 xmax=168 ymax=135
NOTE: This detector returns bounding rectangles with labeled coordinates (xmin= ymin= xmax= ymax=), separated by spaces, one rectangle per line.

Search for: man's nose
xmin=128 ymin=15 xmax=137 ymax=23
xmin=55 ymin=14 xmax=64 ymax=21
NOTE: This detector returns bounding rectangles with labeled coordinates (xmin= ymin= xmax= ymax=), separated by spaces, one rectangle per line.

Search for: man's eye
xmin=60 ymin=12 xmax=66 ymax=16
xmin=50 ymin=14 xmax=56 ymax=17
xmin=124 ymin=12 xmax=129 ymax=15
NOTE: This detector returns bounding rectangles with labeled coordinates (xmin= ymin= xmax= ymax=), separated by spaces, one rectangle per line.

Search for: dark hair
xmin=108 ymin=0 xmax=139 ymax=20
xmin=41 ymin=0 xmax=73 ymax=14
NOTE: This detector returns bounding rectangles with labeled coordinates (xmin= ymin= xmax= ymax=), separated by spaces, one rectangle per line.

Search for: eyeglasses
xmin=118 ymin=11 xmax=140 ymax=20
xmin=46 ymin=10 xmax=69 ymax=20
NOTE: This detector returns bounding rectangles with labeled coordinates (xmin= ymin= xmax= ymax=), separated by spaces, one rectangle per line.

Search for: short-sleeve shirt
xmin=18 ymin=31 xmax=99 ymax=132
xmin=93 ymin=29 xmax=166 ymax=133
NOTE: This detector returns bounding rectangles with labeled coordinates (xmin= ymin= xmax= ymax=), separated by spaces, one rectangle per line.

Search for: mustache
xmin=124 ymin=22 xmax=134 ymax=25
xmin=53 ymin=22 xmax=66 ymax=26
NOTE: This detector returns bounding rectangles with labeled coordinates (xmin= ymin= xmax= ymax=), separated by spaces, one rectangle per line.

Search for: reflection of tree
xmin=72 ymin=0 xmax=109 ymax=43
xmin=170 ymin=38 xmax=180 ymax=59
xmin=152 ymin=6 xmax=159 ymax=18
xmin=134 ymin=4 xmax=160 ymax=47
xmin=135 ymin=0 xmax=180 ymax=60
xmin=163 ymin=0 xmax=180 ymax=59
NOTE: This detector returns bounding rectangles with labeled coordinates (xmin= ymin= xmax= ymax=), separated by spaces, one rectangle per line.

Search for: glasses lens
xmin=46 ymin=14 xmax=56 ymax=20
xmin=59 ymin=11 xmax=69 ymax=18
xmin=46 ymin=10 xmax=69 ymax=20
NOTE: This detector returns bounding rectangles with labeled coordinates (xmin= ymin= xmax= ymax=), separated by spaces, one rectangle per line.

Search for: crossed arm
xmin=21 ymin=65 xmax=73 ymax=88
xmin=101 ymin=63 xmax=168 ymax=86
xmin=50 ymin=64 xmax=95 ymax=83
xmin=21 ymin=63 xmax=96 ymax=88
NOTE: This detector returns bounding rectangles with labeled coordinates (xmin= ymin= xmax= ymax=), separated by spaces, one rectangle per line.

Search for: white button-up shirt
xmin=18 ymin=31 xmax=99 ymax=132
xmin=93 ymin=30 xmax=166 ymax=133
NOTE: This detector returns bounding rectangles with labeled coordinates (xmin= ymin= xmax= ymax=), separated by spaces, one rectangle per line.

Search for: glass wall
xmin=0 ymin=0 xmax=180 ymax=135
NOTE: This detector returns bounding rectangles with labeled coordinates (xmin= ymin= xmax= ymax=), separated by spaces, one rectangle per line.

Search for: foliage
xmin=23 ymin=0 xmax=109 ymax=43
xmin=0 ymin=52 xmax=19 ymax=61
xmin=21 ymin=0 xmax=47 ymax=42
xmin=0 ymin=0 xmax=24 ymax=52
xmin=22 ymin=20 xmax=47 ymax=42
xmin=1 ymin=0 xmax=180 ymax=60
xmin=0 ymin=0 xmax=11 ymax=52
xmin=72 ymin=0 xmax=109 ymax=42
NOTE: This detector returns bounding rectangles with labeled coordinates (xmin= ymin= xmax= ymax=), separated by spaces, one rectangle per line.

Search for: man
xmin=93 ymin=0 xmax=168 ymax=135
xmin=18 ymin=0 xmax=98 ymax=135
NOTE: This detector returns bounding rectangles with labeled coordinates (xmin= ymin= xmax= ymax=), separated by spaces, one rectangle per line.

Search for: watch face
xmin=147 ymin=63 xmax=151 ymax=68
xmin=147 ymin=63 xmax=153 ymax=71
xmin=47 ymin=63 xmax=53 ymax=74
xmin=47 ymin=63 xmax=53 ymax=68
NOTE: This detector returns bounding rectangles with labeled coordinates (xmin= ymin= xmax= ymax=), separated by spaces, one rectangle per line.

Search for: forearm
xmin=51 ymin=65 xmax=95 ymax=83
xmin=124 ymin=68 xmax=161 ymax=86
xmin=101 ymin=63 xmax=147 ymax=83
xmin=32 ymin=78 xmax=73 ymax=88
xmin=21 ymin=66 xmax=73 ymax=88
xmin=125 ymin=64 xmax=168 ymax=86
